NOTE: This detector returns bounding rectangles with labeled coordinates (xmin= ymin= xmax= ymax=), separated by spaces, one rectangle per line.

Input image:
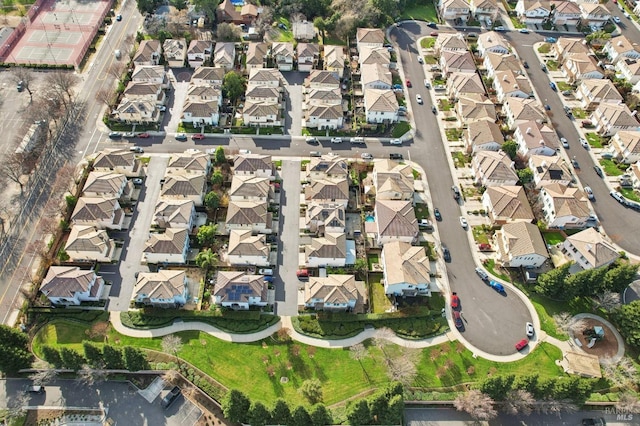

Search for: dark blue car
xmin=489 ymin=280 xmax=505 ymax=293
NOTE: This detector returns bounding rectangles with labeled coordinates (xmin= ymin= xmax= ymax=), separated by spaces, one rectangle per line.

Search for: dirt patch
xmin=573 ymin=318 xmax=619 ymax=358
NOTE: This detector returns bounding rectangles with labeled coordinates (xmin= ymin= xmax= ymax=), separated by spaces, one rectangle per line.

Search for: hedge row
xmin=120 ymin=310 xmax=279 ymax=333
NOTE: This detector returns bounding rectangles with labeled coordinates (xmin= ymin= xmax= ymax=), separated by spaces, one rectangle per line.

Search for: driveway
xmin=164 ymin=69 xmax=191 ymax=134
xmin=282 ymin=71 xmax=306 ymax=137
xmin=108 ymin=156 xmax=168 ymax=311
xmin=275 ymin=159 xmax=302 ymax=316
xmin=505 ymin=31 xmax=640 ymax=253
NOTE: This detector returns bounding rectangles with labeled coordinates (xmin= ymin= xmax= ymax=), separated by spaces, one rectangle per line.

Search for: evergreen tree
xmin=0 ymin=325 xmax=33 ymax=373
xmin=103 ymin=345 xmax=124 ymax=369
xmin=41 ymin=345 xmax=62 ymax=368
xmin=346 ymin=399 xmax=370 ymax=426
xmin=290 ymin=405 xmax=311 ymax=426
xmin=271 ymin=398 xmax=292 ymax=425
xmin=249 ymin=401 xmax=271 ymax=426
xmin=59 ymin=347 xmax=85 ymax=371
xmin=310 ymin=404 xmax=332 ymax=426
xmin=82 ymin=342 xmax=103 ymax=367
xmin=123 ymin=346 xmax=149 ymax=371
xmin=222 ymin=389 xmax=251 ymax=423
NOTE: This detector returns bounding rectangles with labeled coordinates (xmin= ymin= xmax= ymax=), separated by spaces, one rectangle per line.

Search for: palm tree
xmin=195 ymin=248 xmax=218 ymax=276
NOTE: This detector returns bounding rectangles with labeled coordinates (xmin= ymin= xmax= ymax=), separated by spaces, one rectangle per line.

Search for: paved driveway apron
xmin=109 ymin=156 xmax=168 ymax=311
xmin=392 ymin=22 xmax=531 ymax=355
xmin=275 ymin=159 xmax=302 ymax=316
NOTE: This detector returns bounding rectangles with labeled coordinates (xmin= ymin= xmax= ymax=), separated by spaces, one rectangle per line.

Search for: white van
xmin=350 ymin=137 xmax=365 ymax=144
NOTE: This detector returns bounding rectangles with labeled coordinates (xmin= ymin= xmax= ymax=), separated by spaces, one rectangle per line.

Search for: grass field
xmin=421 ymin=37 xmax=436 ymax=49
xmin=392 ymin=122 xmax=411 ymax=138
xmin=400 ymin=0 xmax=438 ymax=22
xmin=585 ymin=132 xmax=604 ymax=149
xmin=542 ymin=231 xmax=565 ymax=246
xmin=599 ymin=159 xmax=624 ymax=176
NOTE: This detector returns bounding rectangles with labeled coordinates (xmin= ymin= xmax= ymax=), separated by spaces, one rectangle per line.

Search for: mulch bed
xmin=574 ymin=318 xmax=619 ymax=358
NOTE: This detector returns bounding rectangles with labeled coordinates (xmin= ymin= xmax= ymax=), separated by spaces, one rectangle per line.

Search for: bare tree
xmin=593 ymin=292 xmax=621 ymax=312
xmin=349 ymin=343 xmax=370 ymax=382
xmin=386 ymin=353 xmax=418 ymax=386
xmin=44 ymin=71 xmax=79 ymax=107
xmin=276 ymin=327 xmax=292 ymax=342
xmin=601 ymin=357 xmax=637 ymax=387
xmin=12 ymin=67 xmax=35 ymax=103
xmin=95 ymin=88 xmax=115 ymax=108
xmin=254 ymin=6 xmax=273 ymax=37
xmin=453 ymin=390 xmax=498 ymax=421
xmin=536 ymin=399 xmax=578 ymax=416
xmin=161 ymin=335 xmax=183 ymax=361
xmin=618 ymin=393 xmax=640 ymax=414
xmin=216 ymin=23 xmax=241 ymax=41
xmin=372 ymin=327 xmax=395 ymax=362
xmin=182 ymin=383 xmax=198 ymax=400
xmin=0 ymin=152 xmax=29 ymax=194
xmin=163 ymin=369 xmax=180 ymax=385
xmin=6 ymin=392 xmax=30 ymax=421
xmin=86 ymin=321 xmax=110 ymax=341
xmin=553 ymin=313 xmax=586 ymax=335
xmin=108 ymin=62 xmax=126 ymax=81
xmin=29 ymin=369 xmax=58 ymax=386
xmin=502 ymin=389 xmax=534 ymax=416
xmin=77 ymin=364 xmax=108 ymax=386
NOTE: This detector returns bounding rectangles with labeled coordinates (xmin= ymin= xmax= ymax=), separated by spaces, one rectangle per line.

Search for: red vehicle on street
xmin=137 ymin=133 xmax=151 ymax=138
xmin=192 ymin=133 xmax=205 ymax=140
xmin=515 ymin=339 xmax=529 ymax=351
xmin=451 ymin=292 xmax=460 ymax=310
xmin=405 ymin=80 xmax=412 ymax=88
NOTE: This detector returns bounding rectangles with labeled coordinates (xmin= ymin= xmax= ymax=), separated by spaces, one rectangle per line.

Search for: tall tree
xmin=453 ymin=390 xmax=497 ymax=421
xmin=195 ymin=248 xmax=218 ymax=274
xmin=123 ymin=346 xmax=149 ymax=371
xmin=82 ymin=342 xmax=103 ymax=367
xmin=346 ymin=399 xmax=370 ymax=426
xmin=214 ymin=146 xmax=226 ymax=165
xmin=204 ymin=191 xmax=221 ymax=211
xmin=44 ymin=71 xmax=79 ymax=107
xmin=604 ymin=262 xmax=639 ymax=293
xmin=291 ymin=405 xmax=312 ymax=426
xmin=249 ymin=401 xmax=271 ymax=426
xmin=161 ymin=335 xmax=183 ymax=361
xmin=210 ymin=170 xmax=224 ymax=187
xmin=216 ymin=22 xmax=241 ymax=41
xmin=535 ymin=263 xmax=571 ymax=299
xmin=614 ymin=300 xmax=640 ymax=348
xmin=29 ymin=369 xmax=58 ymax=386
xmin=0 ymin=325 xmax=33 ymax=373
xmin=501 ymin=140 xmax=518 ymax=160
xmin=223 ymin=71 xmax=246 ymax=103
xmin=271 ymin=398 xmax=292 ymax=425
xmin=41 ymin=345 xmax=62 ymax=368
xmin=60 ymin=347 xmax=86 ymax=371
xmin=197 ymin=224 xmax=218 ymax=246
xmin=310 ymin=404 xmax=332 ymax=426
xmin=102 ymin=345 xmax=124 ymax=369
xmin=503 ymin=389 xmax=535 ymax=416
xmin=191 ymin=0 xmax=218 ymax=22
xmin=12 ymin=67 xmax=34 ymax=103
xmin=222 ymin=389 xmax=251 ymax=423
xmin=349 ymin=343 xmax=369 ymax=382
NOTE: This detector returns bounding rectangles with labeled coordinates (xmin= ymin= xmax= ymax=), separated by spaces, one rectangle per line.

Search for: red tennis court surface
xmin=0 ymin=0 xmax=112 ymax=68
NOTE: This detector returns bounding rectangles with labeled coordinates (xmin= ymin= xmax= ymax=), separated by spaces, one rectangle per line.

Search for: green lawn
xmin=370 ymin=279 xmax=393 ymax=314
xmin=392 ymin=122 xmax=411 ymax=138
xmin=423 ymin=55 xmax=438 ymax=65
xmin=451 ymin=151 xmax=470 ymax=167
xmin=510 ymin=16 xmax=526 ymax=29
xmin=367 ymin=253 xmax=379 ymax=270
xmin=421 ymin=37 xmax=436 ymax=49
xmin=445 ymin=128 xmax=463 ymax=141
xmin=621 ymin=188 xmax=640 ymax=202
xmin=585 ymin=132 xmax=604 ymax=149
xmin=414 ymin=203 xmax=430 ymax=220
xmin=483 ymin=259 xmax=510 ymax=282
xmin=546 ymin=60 xmax=560 ymax=71
xmin=538 ymin=43 xmax=551 ymax=54
xmin=471 ymin=226 xmax=490 ymax=245
xmin=400 ymin=0 xmax=438 ymax=22
xmin=556 ymin=82 xmax=573 ymax=92
xmin=599 ymin=159 xmax=624 ymax=176
xmin=542 ymin=231 xmax=565 ymax=246
xmin=438 ymin=99 xmax=453 ymax=111
xmin=571 ymin=108 xmax=588 ymax=119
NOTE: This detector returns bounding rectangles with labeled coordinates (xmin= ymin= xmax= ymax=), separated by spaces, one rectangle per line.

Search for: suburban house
xmin=306 ymin=156 xmax=349 ymax=180
xmin=213 ymin=271 xmax=268 ymax=310
xmin=163 ymin=38 xmax=187 ymax=68
xmin=590 ymin=103 xmax=640 ymax=136
xmin=477 ymin=31 xmax=509 ymax=57
xmin=133 ymin=270 xmax=188 ymax=308
xmin=191 ymin=66 xmax=225 ymax=86
xmin=552 ymin=1 xmax=581 ymax=26
xmin=297 ymin=43 xmax=319 ymax=72
xmin=229 ymin=175 xmax=272 ymax=202
xmin=226 ymin=229 xmax=270 ymax=266
xmin=246 ymin=42 xmax=269 ymax=70
xmin=438 ymin=0 xmax=471 ymax=23
xmin=373 ymin=199 xmax=419 ymax=245
xmin=440 ymin=50 xmax=476 ymax=75
xmin=472 ymin=150 xmax=519 ymax=187
xmin=293 ymin=20 xmax=316 ymax=41
xmin=358 ymin=46 xmax=390 ymax=67
xmin=123 ymin=82 xmax=165 ymax=106
xmin=562 ymin=228 xmax=620 ymax=270
xmin=92 ymin=149 xmax=144 ymax=177
xmin=233 ymin=154 xmax=274 ymax=178
xmin=71 ymin=197 xmax=124 ymax=230
xmin=272 ymin=42 xmax=295 ymax=71
xmin=64 ymin=225 xmax=116 ymax=263
xmin=361 ymin=63 xmax=392 ymax=90
xmin=630 ymin=162 xmax=640 ymax=189
xmin=456 ymin=94 xmax=497 ymax=123
xmin=304 ymin=104 xmax=344 ymax=130
xmin=142 ymin=228 xmax=189 ymax=264
xmin=40 ymin=266 xmax=104 ymax=306
xmin=604 ymin=35 xmax=640 ymax=63
xmin=382 ymin=241 xmax=436 ymax=296
xmin=483 ymin=52 xmax=523 ymax=77
xmin=187 ymin=40 xmax=213 ymax=68
xmin=579 ymin=3 xmax=611 ymax=30
xmin=575 ymin=79 xmax=623 ymax=110
xmin=248 ymin=68 xmax=285 ymax=88
xmin=514 ymin=121 xmax=560 ymax=156
xmin=434 ymin=33 xmax=467 ymax=55
xmin=540 ymin=183 xmax=591 ymax=229
xmin=615 ymin=58 xmax=640 ymax=84
xmin=181 ymin=86 xmax=221 ymax=126
xmin=306 ymin=70 xmax=340 ymax=90
xmin=131 ymin=65 xmax=169 ymax=87
xmin=529 ymin=155 xmax=573 ymax=188
xmin=562 ymin=52 xmax=603 ymax=83
xmin=82 ymin=171 xmax=131 ymax=201
xmin=504 ymin=98 xmax=546 ymax=129
xmin=447 ymin=72 xmax=486 ymax=98
xmin=305 ymin=87 xmax=342 ymax=107
xmin=323 ymin=45 xmax=345 ymax=78
xmin=113 ymin=99 xmax=160 ymax=124
xmin=225 ymin=200 xmax=272 ymax=234
xmin=152 ymin=199 xmax=196 ymax=230
xmin=133 ymin=40 xmax=161 ymax=66
xmin=213 ymin=42 xmax=236 ymax=70
xmin=552 ymin=37 xmax=590 ymax=63
xmin=305 ymin=203 xmax=346 ymax=234
xmin=470 ymin=0 xmax=499 ymax=24
xmin=304 ymin=232 xmax=351 ymax=267
xmin=160 ymin=173 xmax=206 ymax=206
xmin=216 ymin=0 xmax=242 ymax=23
xmin=356 ymin=28 xmax=385 ymax=50
xmin=371 ymin=160 xmax=415 ymax=201
xmin=482 ymin=185 xmax=535 ymax=225
xmin=493 ymin=70 xmax=533 ymax=101
xmin=304 ymin=275 xmax=367 ymax=313
xmin=304 ymin=178 xmax=350 ymax=207
xmin=605 ymin=130 xmax=640 ymax=164
xmin=515 ymin=0 xmax=551 ymax=25
xmin=364 ymin=89 xmax=399 ymax=124
xmin=166 ymin=149 xmax=211 ymax=175
xmin=466 ymin=120 xmax=505 ymax=153
xmin=495 ymin=221 xmax=549 ymax=268
xmin=243 ymin=102 xmax=282 ymax=127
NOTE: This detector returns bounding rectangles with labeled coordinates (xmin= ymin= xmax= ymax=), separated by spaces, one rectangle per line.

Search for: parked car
xmin=572 ymin=158 xmax=580 ymax=169
xmin=433 ymin=208 xmax=442 ymax=221
xmin=614 ymin=16 xmax=622 ymax=23
xmin=610 ymin=190 xmax=627 ymax=205
xmin=430 ymin=31 xmax=438 ymax=37
xmin=424 ymin=79 xmax=431 ymax=88
xmin=350 ymin=137 xmax=365 ymax=144
xmin=263 ymin=276 xmax=274 ymax=283
xmin=137 ymin=133 xmax=151 ymax=138
xmin=258 ymin=268 xmax=273 ymax=276
xmin=306 ymin=137 xmax=319 ymax=145
xmin=522 ymin=61 xmax=529 ymax=69
xmin=453 ymin=311 xmax=463 ymax=330
xmin=26 ymin=385 xmax=44 ymax=394
xmin=191 ymin=133 xmax=205 ymax=140
xmin=494 ymin=26 xmax=506 ymax=31
xmin=310 ymin=151 xmax=322 ymax=157
xmin=562 ymin=90 xmax=573 ymax=97
xmin=452 ymin=186 xmax=461 ymax=200
xmin=175 ymin=133 xmax=187 ymax=141
xmin=478 ymin=243 xmax=492 ymax=251
xmin=157 ymin=105 xmax=167 ymax=112
xmin=17 ymin=81 xmax=24 ymax=92
xmin=418 ymin=219 xmax=433 ymax=230
xmin=330 ymin=137 xmax=342 ymax=144
xmin=417 ymin=56 xmax=424 ymax=64
xmin=489 ymin=280 xmax=505 ymax=293
xmin=416 ymin=94 xmax=423 ymax=104
xmin=132 ymin=178 xmax=143 ymax=186
xmin=389 ymin=153 xmax=403 ymax=160
xmin=594 ymin=165 xmax=604 ymax=178
xmin=545 ymin=37 xmax=557 ymax=43
xmin=389 ymin=138 xmax=402 ymax=145
xmin=544 ymin=104 xmax=551 ymax=111
xmin=549 ymin=82 xmax=557 ymax=91
xmin=581 ymin=418 xmax=605 ymax=426
xmin=515 ymin=339 xmax=529 ymax=351
xmin=584 ymin=186 xmax=594 ymax=200
xmin=519 ymin=28 xmax=529 ymax=33
xmin=361 ymin=153 xmax=373 ymax=160
xmin=580 ymin=137 xmax=589 ymax=149
xmin=475 ymin=267 xmax=489 ymax=281
xmin=560 ymin=137 xmax=569 ymax=148
xmin=450 ymin=292 xmax=460 ymax=309
xmin=442 ymin=245 xmax=451 ymax=262
xmin=108 ymin=132 xmax=122 ymax=139
xmin=427 ymin=22 xmax=437 ymax=28
xmin=296 ymin=269 xmax=309 ymax=279
xmin=124 ymin=132 xmax=136 ymax=138
xmin=129 ymin=146 xmax=144 ymax=153
xmin=405 ymin=79 xmax=412 ymax=88
xmin=116 ymin=14 xmax=122 ymax=21
xmin=541 ymin=64 xmax=547 ymax=72
xmin=431 ymin=105 xmax=437 ymax=114
xmin=161 ymin=386 xmax=181 ymax=409
xmin=526 ymin=322 xmax=535 ymax=337
xmin=459 ymin=216 xmax=468 ymax=228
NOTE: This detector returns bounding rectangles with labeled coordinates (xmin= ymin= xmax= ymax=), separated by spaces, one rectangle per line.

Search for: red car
xmin=405 ymin=79 xmax=412 ymax=88
xmin=515 ymin=339 xmax=529 ymax=351
xmin=137 ymin=133 xmax=150 ymax=138
xmin=451 ymin=292 xmax=460 ymax=310
xmin=430 ymin=31 xmax=438 ymax=36
xmin=191 ymin=133 xmax=205 ymax=140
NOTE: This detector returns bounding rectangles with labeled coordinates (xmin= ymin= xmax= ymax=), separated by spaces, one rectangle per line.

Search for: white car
xmin=459 ymin=216 xmax=468 ymax=228
xmin=560 ymin=137 xmax=569 ymax=148
xmin=258 ymin=268 xmax=273 ymax=276
xmin=526 ymin=322 xmax=534 ymax=337
xmin=417 ymin=56 xmax=424 ymax=64
xmin=624 ymin=11 xmax=631 ymax=19
xmin=580 ymin=137 xmax=589 ymax=149
xmin=584 ymin=186 xmax=594 ymax=200
xmin=416 ymin=94 xmax=423 ymax=104
xmin=614 ymin=16 xmax=622 ymax=23
xmin=361 ymin=153 xmax=373 ymax=160
xmin=389 ymin=138 xmax=402 ymax=145
xmin=330 ymin=137 xmax=343 ymax=144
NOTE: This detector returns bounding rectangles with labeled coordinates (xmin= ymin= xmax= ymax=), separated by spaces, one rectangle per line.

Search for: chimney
xmin=618 ymin=41 xmax=623 ymax=47
xmin=503 ymin=74 xmax=508 ymax=81
xmin=633 ymin=110 xmax=638 ymax=116
xmin=539 ymin=139 xmax=545 ymax=146
xmin=514 ymin=84 xmax=519 ymax=89
xmin=586 ymin=243 xmax=593 ymax=253
xmin=526 ymin=127 xmax=532 ymax=135
xmin=541 ymin=160 xmax=548 ymax=168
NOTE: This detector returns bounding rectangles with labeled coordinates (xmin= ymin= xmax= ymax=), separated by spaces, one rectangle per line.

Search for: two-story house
xmin=163 ymin=38 xmax=187 ymax=68
xmin=440 ymin=50 xmax=476 ymax=75
xmin=167 ymin=149 xmax=211 ymax=175
xmin=304 ymin=232 xmax=351 ymax=267
xmin=142 ymin=228 xmax=190 ymax=264
xmin=92 ymin=149 xmax=144 ymax=178
xmin=233 ymin=154 xmax=274 ymax=179
xmin=514 ymin=121 xmax=560 ymax=156
xmin=477 ymin=31 xmax=510 ymax=57
xmin=213 ymin=270 xmax=268 ymax=310
xmin=552 ymin=37 xmax=591 ymax=63
xmin=364 ymin=89 xmax=398 ymax=124
xmin=71 ymin=197 xmax=124 ymax=230
xmin=356 ymin=28 xmax=385 ymax=51
xmin=360 ymin=63 xmax=392 ymax=90
xmin=304 ymin=178 xmax=350 ymax=207
xmin=225 ymin=200 xmax=272 ymax=234
xmin=152 ymin=199 xmax=196 ymax=230
xmin=305 ymin=203 xmax=346 ymax=234
xmin=374 ymin=199 xmax=419 ymax=245
xmin=229 ymin=175 xmax=272 ymax=202
xmin=226 ymin=229 xmax=270 ymax=266
xmin=64 ymin=225 xmax=116 ymax=263
xmin=470 ymin=0 xmax=499 ymax=24
xmin=562 ymin=228 xmax=620 ymax=270
xmin=604 ymin=36 xmax=640 ymax=63
xmin=579 ymin=3 xmax=611 ymax=30
xmin=482 ymin=185 xmax=535 ymax=225
xmin=472 ymin=150 xmax=519 ymax=187
xmin=323 ymin=45 xmax=345 ymax=78
xmin=434 ymin=33 xmax=467 ymax=56
xmin=529 ymin=154 xmax=573 ymax=188
xmin=540 ymin=183 xmax=591 ymax=229
xmin=297 ymin=43 xmax=319 ymax=73
xmin=382 ymin=241 xmax=437 ymax=296
xmin=504 ymin=97 xmax=546 ymax=129
xmin=447 ymin=72 xmax=486 ymax=98
xmin=191 ymin=66 xmax=225 ymax=86
xmin=466 ymin=120 xmax=505 ymax=153
xmin=575 ymin=79 xmax=623 ymax=110
xmin=439 ymin=0 xmax=471 ymax=23
xmin=552 ymin=1 xmax=581 ymax=26
xmin=182 ymin=84 xmax=222 ymax=126
xmin=134 ymin=270 xmax=188 ymax=308
xmin=372 ymin=160 xmax=414 ymax=200
xmin=114 ymin=99 xmax=160 ymax=124
xmin=187 ymin=40 xmax=212 ymax=68
xmin=456 ymin=94 xmax=497 ymax=123
xmin=590 ymin=103 xmax=640 ymax=136
xmin=131 ymin=65 xmax=169 ymax=88
xmin=495 ymin=221 xmax=549 ymax=268
xmin=40 ymin=266 xmax=104 ymax=306
xmin=493 ymin=70 xmax=533 ymax=101
xmin=82 ymin=171 xmax=131 ymax=202
xmin=304 ymin=275 xmax=367 ymax=312
xmin=617 ymin=59 xmax=640 ymax=84
xmin=605 ymin=130 xmax=640 ymax=164
xmin=133 ymin=40 xmax=161 ymax=66
xmin=272 ymin=42 xmax=294 ymax=71
xmin=562 ymin=52 xmax=603 ymax=83
xmin=515 ymin=0 xmax=551 ymax=25
xmin=213 ymin=42 xmax=236 ymax=70
xmin=246 ymin=42 xmax=269 ymax=70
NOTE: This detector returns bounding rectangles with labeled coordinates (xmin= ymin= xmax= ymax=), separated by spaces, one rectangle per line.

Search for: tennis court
xmin=15 ymin=45 xmax=74 ymax=62
xmin=27 ymin=30 xmax=83 ymax=45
